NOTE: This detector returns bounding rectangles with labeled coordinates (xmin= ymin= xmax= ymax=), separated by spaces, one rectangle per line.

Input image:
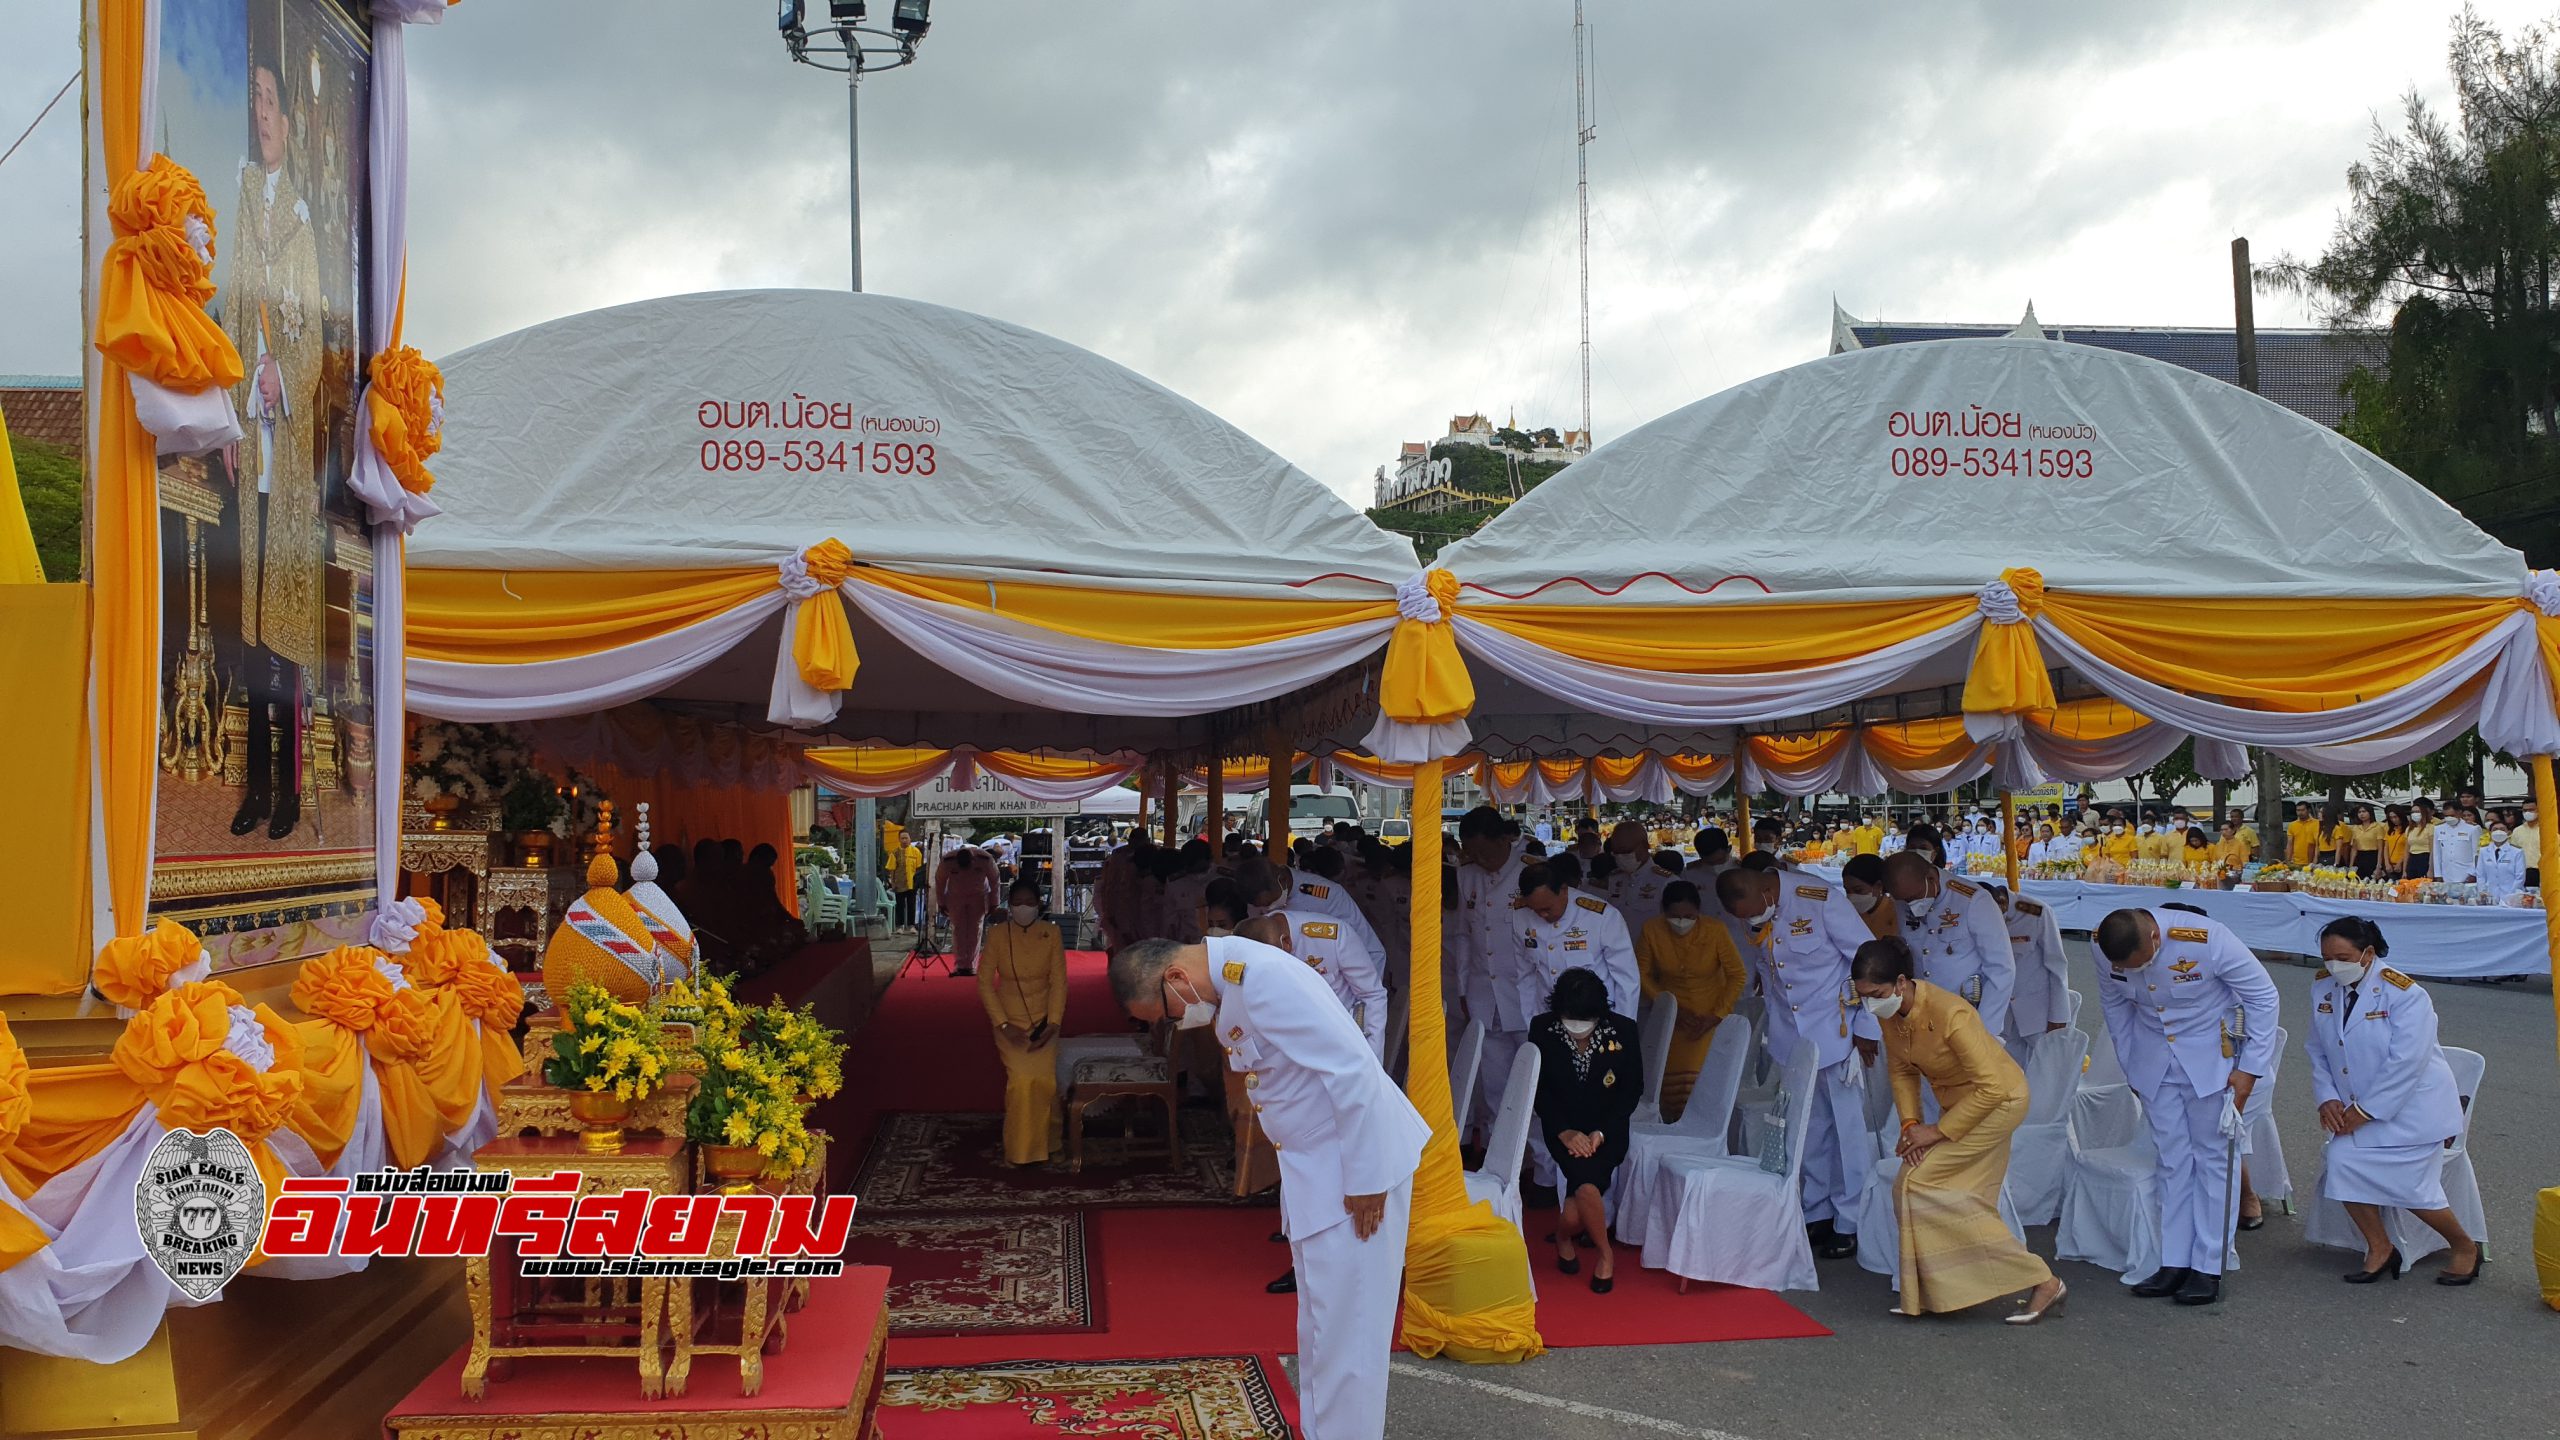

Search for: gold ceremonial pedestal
xmin=663 ymin=1132 xmax=827 ymax=1399
xmin=462 ymin=1136 xmax=689 ymax=1401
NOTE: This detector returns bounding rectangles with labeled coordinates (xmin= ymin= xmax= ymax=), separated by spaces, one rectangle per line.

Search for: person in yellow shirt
xmin=2285 ymin=806 xmax=2323 ymax=867
xmin=1634 ymin=880 xmax=1747 ymax=1121
xmin=2101 ymin=822 xmax=2140 ymax=866
xmin=2211 ymin=819 xmax=2253 ymax=869
xmin=2134 ymin=822 xmax=2174 ymax=865
xmin=979 ymin=880 xmax=1068 ymax=1165
xmin=2381 ymin=808 xmax=2410 ymax=879
xmin=1853 ymin=816 xmax=1885 ymax=857
xmin=2403 ymin=798 xmax=2438 ymax=879
xmin=2510 ymin=803 xmax=2541 ymax=888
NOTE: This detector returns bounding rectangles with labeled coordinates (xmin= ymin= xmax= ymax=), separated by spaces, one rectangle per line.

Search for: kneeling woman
xmin=1530 ymin=967 xmax=1643 ymax=1293
xmin=2306 ymin=916 xmax=2481 ymax=1285
xmin=979 ymin=881 xmax=1067 ymax=1166
xmin=1853 ymin=936 xmax=2066 ymax=1324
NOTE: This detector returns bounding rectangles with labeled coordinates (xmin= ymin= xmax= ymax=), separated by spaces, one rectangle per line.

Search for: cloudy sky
xmin=0 ymin=1 xmax=2546 ymax=506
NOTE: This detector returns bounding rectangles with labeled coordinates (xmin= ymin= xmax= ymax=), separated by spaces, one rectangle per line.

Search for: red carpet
xmin=879 ymin=1354 xmax=1297 ymax=1439
xmin=846 ymin=1211 xmax=1103 ymax=1338
xmin=385 ymin=1267 xmax=889 ymax=1437
xmin=852 ymin=1109 xmax=1246 ymax=1212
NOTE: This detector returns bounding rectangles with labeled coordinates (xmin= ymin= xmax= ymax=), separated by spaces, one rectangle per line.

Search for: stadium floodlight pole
xmin=777 ymin=0 xmax=931 ymax=293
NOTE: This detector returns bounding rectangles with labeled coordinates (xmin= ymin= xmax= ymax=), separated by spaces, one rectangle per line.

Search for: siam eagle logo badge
xmin=135 ymin=1127 xmax=265 ymax=1300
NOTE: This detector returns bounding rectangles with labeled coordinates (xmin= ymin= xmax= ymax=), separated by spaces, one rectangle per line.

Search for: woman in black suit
xmin=1530 ymin=966 xmax=1644 ymax=1293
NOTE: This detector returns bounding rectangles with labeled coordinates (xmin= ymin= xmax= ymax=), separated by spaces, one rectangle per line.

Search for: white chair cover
xmin=2303 ymin=1046 xmax=2488 ymax=1263
xmin=1638 ymin=1045 xmax=1822 ymax=1292
xmin=1463 ymin=1043 xmax=1540 ymax=1232
xmin=2006 ymin=1026 xmax=2092 ymax=1225
xmin=1616 ymin=1013 xmax=1752 ymax=1247
xmin=1446 ymin=1019 xmax=1487 ymax=1143
xmin=1630 ymin=994 xmax=1679 ymax=1125
xmin=2053 ymin=1083 xmax=2161 ymax=1283
xmin=1855 ymin=1136 xmax=2031 ymax=1280
xmin=2241 ymin=1026 xmax=2291 ymax=1208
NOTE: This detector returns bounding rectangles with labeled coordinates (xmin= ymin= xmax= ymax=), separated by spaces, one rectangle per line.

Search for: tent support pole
xmin=1205 ymin=736 xmax=1226 ymax=862
xmin=2000 ymin=789 xmax=2019 ymax=891
xmin=1267 ymin=725 xmax=1291 ymax=854
xmin=1161 ymin=756 xmax=1180 ymax=849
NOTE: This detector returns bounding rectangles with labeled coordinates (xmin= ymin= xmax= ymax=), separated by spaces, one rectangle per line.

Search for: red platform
xmin=383 ymin=1266 xmax=890 ymax=1440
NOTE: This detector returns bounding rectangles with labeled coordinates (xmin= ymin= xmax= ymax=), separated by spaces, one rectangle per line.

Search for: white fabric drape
xmin=0 ymin=1115 xmax=214 ymax=1362
xmin=799 ymin=748 xmax=1145 ymax=803
xmin=407 ymin=593 xmax=791 ymax=721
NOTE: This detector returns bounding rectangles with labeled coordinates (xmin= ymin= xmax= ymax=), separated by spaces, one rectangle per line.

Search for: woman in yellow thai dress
xmin=1854 ymin=935 xmax=2066 ymax=1324
xmin=979 ymin=880 xmax=1067 ymax=1165
xmin=1632 ymin=880 xmax=1745 ymax=1121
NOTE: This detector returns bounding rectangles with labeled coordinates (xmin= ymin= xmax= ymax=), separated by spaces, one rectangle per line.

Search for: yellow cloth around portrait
xmin=0 ymin=584 xmax=92 ymax=997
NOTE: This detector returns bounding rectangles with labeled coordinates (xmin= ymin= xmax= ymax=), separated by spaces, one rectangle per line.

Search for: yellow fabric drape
xmin=1859 ymin=715 xmax=1977 ymax=771
xmin=1464 ymin=595 xmax=1973 ymax=673
xmin=0 ymin=1015 xmax=39 ymax=1272
xmin=863 ymin=568 xmax=1395 ymax=649
xmin=1399 ymin=756 xmax=1543 ymax=1362
xmin=405 ymin=566 xmax=778 ymax=664
xmin=2040 ymin=594 xmax=2515 ymax=712
xmin=0 ymin=585 xmax=94 ymax=995
xmin=0 ymin=404 xmax=42 ymax=583
xmin=792 ymin=538 xmax=859 ymax=691
xmin=1961 ymin=567 xmax=2058 ymax=720
xmin=1380 ymin=569 xmax=1475 ymax=725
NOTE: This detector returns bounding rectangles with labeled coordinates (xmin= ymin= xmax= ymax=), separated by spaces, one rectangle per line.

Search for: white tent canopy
xmin=408 ymin=290 xmax=1418 ymax=754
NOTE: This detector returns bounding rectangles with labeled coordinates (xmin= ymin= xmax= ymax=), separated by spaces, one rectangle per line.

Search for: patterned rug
xmin=851 ymin=1110 xmax=1251 ymax=1213
xmin=878 ymin=1356 xmax=1294 ymax=1439
xmin=845 ymin=1211 xmax=1103 ymax=1337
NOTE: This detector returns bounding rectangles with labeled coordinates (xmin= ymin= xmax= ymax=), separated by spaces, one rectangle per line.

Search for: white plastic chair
xmin=2053 ymin=1083 xmax=2161 ymax=1283
xmin=1463 ymin=1043 xmax=1540 ymax=1232
xmin=2241 ymin=1026 xmax=2291 ymax=1211
xmin=1446 ymin=1020 xmax=1486 ymax=1144
xmin=2006 ymin=1027 xmax=2092 ymax=1225
xmin=2303 ymin=1046 xmax=2489 ymax=1263
xmin=1639 ymin=1045 xmax=1822 ymax=1293
xmin=1630 ymin=994 xmax=1679 ymax=1125
xmin=1617 ymin=1014 xmax=1752 ymax=1247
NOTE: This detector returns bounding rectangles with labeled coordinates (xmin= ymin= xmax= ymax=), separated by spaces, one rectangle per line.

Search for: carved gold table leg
xmin=461 ymin=1256 xmax=495 ymax=1400
xmin=739 ymin=1274 xmax=770 ymax=1397
xmin=637 ymin=1276 xmax=666 ymax=1399
xmin=664 ymin=1275 xmax=695 ymax=1398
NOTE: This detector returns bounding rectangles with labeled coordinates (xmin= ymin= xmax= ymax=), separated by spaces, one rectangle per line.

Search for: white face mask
xmin=1902 ymin=891 xmax=1933 ymax=922
xmin=1861 ymin=991 xmax=1905 ymax=1019
xmin=2110 ymin=826 xmax=2125 ymax=836
xmin=1168 ymin=975 xmax=1217 ymax=1030
xmin=1560 ymin=1017 xmax=1598 ymax=1038
xmin=1009 ymin=904 xmax=1040 ymax=926
xmin=2527 ymin=813 xmax=2539 ymax=825
xmin=2325 ymin=958 xmax=2369 ymax=985
xmin=1849 ymin=891 xmax=1881 ymax=914
xmin=1665 ymin=915 xmax=1698 ymax=935
xmin=1745 ymin=904 xmax=1777 ymax=929
xmin=2491 ymin=829 xmax=2510 ymax=844
xmin=1203 ymin=925 xmax=1234 ymax=938
xmin=2137 ymin=825 xmax=2152 ymax=836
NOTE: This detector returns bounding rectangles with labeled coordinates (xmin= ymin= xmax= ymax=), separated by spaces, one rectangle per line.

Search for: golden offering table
xmin=462 ymin=1135 xmax=690 ymax=1401
xmin=495 ymin=1072 xmax=696 ymax=1140
xmin=664 ymin=1133 xmax=828 ymax=1398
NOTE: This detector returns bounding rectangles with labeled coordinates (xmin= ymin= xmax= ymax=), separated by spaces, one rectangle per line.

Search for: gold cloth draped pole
xmin=2537 ymin=756 xmax=2560 ymax=1069
xmin=1266 ymin=725 xmax=1291 ymax=853
xmin=1160 ymin=755 xmax=1179 ymax=849
xmin=2001 ymin=789 xmax=2020 ymax=891
xmin=1736 ymin=791 xmax=1753 ymax=852
xmin=1205 ymin=742 xmax=1225 ymax=860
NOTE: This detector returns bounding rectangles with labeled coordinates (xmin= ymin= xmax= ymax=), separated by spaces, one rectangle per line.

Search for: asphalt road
xmin=1378 ymin=943 xmax=2557 ymax=1440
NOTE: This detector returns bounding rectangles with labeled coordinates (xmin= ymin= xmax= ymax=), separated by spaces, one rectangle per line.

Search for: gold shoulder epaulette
xmin=1795 ymin=884 xmax=1829 ymax=900
xmin=2167 ymin=926 xmax=2211 ymax=943
xmin=1575 ymin=895 xmax=1606 ymax=913
xmin=2380 ymin=967 xmax=2414 ymax=990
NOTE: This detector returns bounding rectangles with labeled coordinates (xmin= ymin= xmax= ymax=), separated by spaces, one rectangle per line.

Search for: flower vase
xmin=704 ymin=1144 xmax=767 ymax=1195
xmin=568 ymin=1090 xmax=632 ymax=1153
xmin=424 ymin=794 xmax=462 ymax=830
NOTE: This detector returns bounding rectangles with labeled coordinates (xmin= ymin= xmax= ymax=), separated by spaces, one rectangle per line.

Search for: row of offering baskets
xmin=2008 ymin=856 xmax=2544 ymax=907
xmin=467 ymin=974 xmax=849 ymax=1400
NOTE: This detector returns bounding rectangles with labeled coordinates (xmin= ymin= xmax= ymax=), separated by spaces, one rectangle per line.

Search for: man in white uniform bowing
xmin=1111 ymin=935 xmax=1429 ymax=1440
xmin=2091 ymin=907 xmax=2280 ymax=1307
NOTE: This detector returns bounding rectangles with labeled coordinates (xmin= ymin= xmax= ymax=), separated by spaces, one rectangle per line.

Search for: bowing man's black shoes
xmin=1266 ymin=1268 xmax=1297 ymax=1294
xmin=2130 ymin=1266 xmax=2193 ymax=1298
xmin=2172 ymin=1272 xmax=2222 ymax=1306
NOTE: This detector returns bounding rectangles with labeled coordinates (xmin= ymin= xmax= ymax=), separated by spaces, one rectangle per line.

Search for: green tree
xmin=10 ymin=436 xmax=82 ymax=583
xmin=2139 ymin=737 xmax=2202 ymax=808
xmin=2269 ymin=7 xmax=2560 ymax=563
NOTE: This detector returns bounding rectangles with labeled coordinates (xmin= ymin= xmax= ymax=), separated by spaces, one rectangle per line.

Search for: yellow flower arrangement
xmin=684 ymin=1035 xmax=814 ymax=1177
xmin=748 ymin=999 xmax=845 ymax=1102
xmin=543 ymin=980 xmax=673 ymax=1101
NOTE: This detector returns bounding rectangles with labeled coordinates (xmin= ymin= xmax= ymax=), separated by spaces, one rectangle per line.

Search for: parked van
xmin=1246 ymin=784 xmax=1364 ymax=843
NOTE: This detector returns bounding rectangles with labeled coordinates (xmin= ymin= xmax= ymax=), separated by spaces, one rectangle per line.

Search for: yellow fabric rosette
xmin=288 ymin=946 xmax=440 ymax=1168
xmin=92 ymin=154 xmax=243 ymax=395
xmin=114 ymin=982 xmax=307 ymax=1207
xmin=366 ymin=344 xmax=446 ymax=496
xmin=0 ymin=1015 xmax=42 ymax=1273
xmin=90 ymin=916 xmax=208 ymax=1013
xmin=792 ymin=537 xmax=860 ymax=692
xmin=1380 ymin=568 xmax=1476 ymax=726
xmin=1960 ymin=566 xmax=2059 ymax=720
xmin=449 ymin=959 xmax=528 ymax=1092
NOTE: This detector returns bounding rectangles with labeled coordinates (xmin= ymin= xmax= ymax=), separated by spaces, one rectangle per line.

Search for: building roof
xmin=1831 ymin=308 xmax=2385 ymax=430
xmin=1 ymin=375 xmax=84 ymax=452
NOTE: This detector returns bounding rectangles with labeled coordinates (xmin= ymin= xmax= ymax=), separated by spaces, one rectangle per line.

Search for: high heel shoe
xmin=2343 ymin=1249 xmax=2403 ymax=1284
xmin=2004 ymin=1280 xmax=2068 ymax=1325
xmin=2436 ymin=1252 xmax=2483 ymax=1286
xmin=1556 ymin=1251 xmax=1580 ymax=1275
xmin=1589 ymin=1269 xmax=1613 ymax=1295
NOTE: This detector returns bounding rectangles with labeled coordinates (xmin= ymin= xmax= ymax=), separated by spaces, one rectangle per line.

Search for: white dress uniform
xmin=1207 ymin=936 xmax=1430 ymax=1440
xmin=1879 ymin=831 xmax=1906 ymax=857
xmin=1608 ymin=863 xmax=1683 ymax=936
xmin=1998 ymin=894 xmax=2074 ymax=1049
xmin=1454 ymin=849 xmax=1530 ymax=1134
xmin=2473 ymin=840 xmax=2528 ymax=902
xmin=1738 ymin=876 xmax=1880 ymax=1231
xmin=1278 ymin=872 xmax=1390 ymax=977
xmin=2093 ymin=910 xmax=2280 ymax=1278
xmin=1900 ymin=875 xmax=2018 ymax=1037
xmin=2434 ymin=819 xmax=2482 ymax=883
xmin=1517 ymin=892 xmax=1641 ymax=1022
xmin=1273 ymin=907 xmax=1390 ymax=1061
xmin=2304 ymin=965 xmax=2466 ymax=1209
